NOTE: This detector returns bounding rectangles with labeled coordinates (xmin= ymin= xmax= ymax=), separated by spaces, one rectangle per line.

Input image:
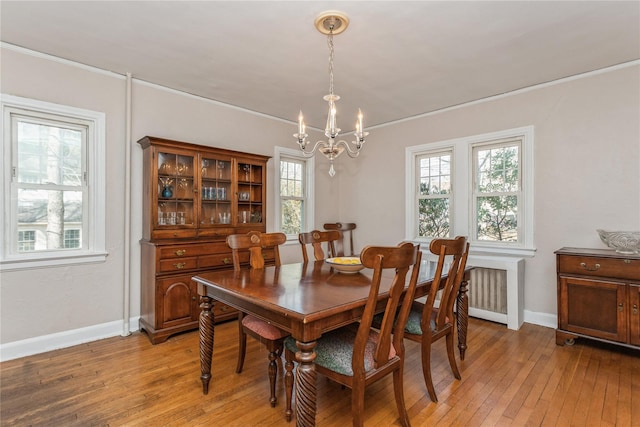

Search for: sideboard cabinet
xmin=555 ymin=247 xmax=640 ymax=349
xmin=138 ymin=136 xmax=270 ymax=344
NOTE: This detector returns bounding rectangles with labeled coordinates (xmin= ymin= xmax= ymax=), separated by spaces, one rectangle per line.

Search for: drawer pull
xmin=580 ymin=262 xmax=600 ymax=271
xmin=221 ymin=305 xmax=229 ymax=312
xmin=173 ymin=262 xmax=186 ymax=269
xmin=175 ymin=249 xmax=186 ymax=256
xmin=624 ymin=259 xmax=631 ymax=264
xmin=618 ymin=303 xmax=624 ymax=312
xmin=633 ymin=304 xmax=638 ymax=315
xmin=223 ymin=257 xmax=231 ymax=265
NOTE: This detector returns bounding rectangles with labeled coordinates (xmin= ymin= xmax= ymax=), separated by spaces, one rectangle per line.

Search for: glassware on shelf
xmin=242 ymin=164 xmax=251 ymax=181
xmin=217 ymin=162 xmax=225 ymax=179
xmin=202 ymin=159 xmax=210 ymax=177
xmin=218 ymin=212 xmax=231 ymax=224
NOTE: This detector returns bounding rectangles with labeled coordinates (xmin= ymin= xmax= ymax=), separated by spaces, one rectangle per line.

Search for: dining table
xmin=193 ymin=259 xmax=472 ymax=427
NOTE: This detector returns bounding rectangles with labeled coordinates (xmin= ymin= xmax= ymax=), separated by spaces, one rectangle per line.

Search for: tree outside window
xmin=473 ymin=142 xmax=521 ymax=242
xmin=417 ymin=152 xmax=451 ymax=238
xmin=280 ymin=158 xmax=304 ymax=236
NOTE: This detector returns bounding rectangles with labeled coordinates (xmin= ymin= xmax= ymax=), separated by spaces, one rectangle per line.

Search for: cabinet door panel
xmin=157 ymin=276 xmax=198 ymax=328
xmin=559 ymin=276 xmax=627 ymax=342
xmin=630 ymin=284 xmax=640 ymax=346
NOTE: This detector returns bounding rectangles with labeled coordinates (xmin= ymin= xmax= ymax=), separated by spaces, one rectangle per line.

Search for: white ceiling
xmin=1 ymin=1 xmax=639 ymax=131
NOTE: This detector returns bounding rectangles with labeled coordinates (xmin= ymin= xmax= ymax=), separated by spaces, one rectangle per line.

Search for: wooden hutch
xmin=138 ymin=136 xmax=270 ymax=344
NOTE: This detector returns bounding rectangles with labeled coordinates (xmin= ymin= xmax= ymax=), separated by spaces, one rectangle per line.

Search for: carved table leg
xmin=284 ymin=351 xmax=295 ymax=422
xmin=199 ymin=295 xmax=214 ymax=394
xmin=294 ymin=340 xmax=317 ymax=427
xmin=456 ymin=275 xmax=469 ymax=360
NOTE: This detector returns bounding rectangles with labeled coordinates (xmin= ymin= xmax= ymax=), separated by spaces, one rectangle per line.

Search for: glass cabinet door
xmin=200 ymin=156 xmax=232 ymax=226
xmin=157 ymin=151 xmax=195 ymax=228
xmin=237 ymin=161 xmax=264 ymax=225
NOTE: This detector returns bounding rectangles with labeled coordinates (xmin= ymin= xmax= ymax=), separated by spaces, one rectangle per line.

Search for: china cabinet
xmin=138 ymin=136 xmax=269 ymax=344
xmin=555 ymin=247 xmax=640 ymax=349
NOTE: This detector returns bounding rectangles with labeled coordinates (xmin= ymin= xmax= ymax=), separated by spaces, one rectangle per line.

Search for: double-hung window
xmin=274 ymin=147 xmax=314 ymax=240
xmin=1 ymin=95 xmax=106 ymax=270
xmin=406 ymin=126 xmax=534 ymax=256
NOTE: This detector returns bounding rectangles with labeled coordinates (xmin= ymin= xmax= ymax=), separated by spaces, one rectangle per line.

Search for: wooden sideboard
xmin=555 ymin=247 xmax=640 ymax=349
xmin=138 ymin=136 xmax=270 ymax=344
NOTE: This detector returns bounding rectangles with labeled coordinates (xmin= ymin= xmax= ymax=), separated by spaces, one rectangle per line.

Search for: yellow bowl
xmin=325 ymin=257 xmax=364 ymax=274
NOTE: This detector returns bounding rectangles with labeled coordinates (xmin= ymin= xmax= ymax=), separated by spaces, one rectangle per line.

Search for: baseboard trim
xmin=523 ymin=310 xmax=557 ymax=329
xmin=0 ymin=317 xmax=140 ymax=362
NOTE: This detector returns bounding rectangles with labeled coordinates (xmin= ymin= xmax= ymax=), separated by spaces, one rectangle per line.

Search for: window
xmin=406 ymin=126 xmax=534 ymax=256
xmin=416 ymin=151 xmax=452 ymax=238
xmin=274 ymin=147 xmax=314 ymax=240
xmin=1 ymin=94 xmax=106 ymax=270
xmin=18 ymin=230 xmax=36 ymax=252
xmin=473 ymin=141 xmax=520 ymax=243
xmin=64 ymin=229 xmax=81 ymax=249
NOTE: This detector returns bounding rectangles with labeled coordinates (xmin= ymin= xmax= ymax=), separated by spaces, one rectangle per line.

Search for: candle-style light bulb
xmin=358 ymin=109 xmax=363 ymax=134
xmin=298 ymin=111 xmax=304 ymax=135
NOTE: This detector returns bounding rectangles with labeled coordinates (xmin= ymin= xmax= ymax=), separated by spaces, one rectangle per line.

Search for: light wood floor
xmin=1 ymin=318 xmax=638 ymax=426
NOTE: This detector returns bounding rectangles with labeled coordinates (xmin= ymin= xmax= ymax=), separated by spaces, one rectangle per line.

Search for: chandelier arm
xmin=335 ymin=140 xmax=363 ymax=158
xmin=298 ymin=140 xmax=330 ymax=157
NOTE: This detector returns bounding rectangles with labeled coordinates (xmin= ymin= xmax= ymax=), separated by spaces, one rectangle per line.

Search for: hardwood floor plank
xmin=2 ymin=318 xmax=638 ymax=426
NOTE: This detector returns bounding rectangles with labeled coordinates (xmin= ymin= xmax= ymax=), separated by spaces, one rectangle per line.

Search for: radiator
xmin=468 ymin=268 xmax=507 ymax=314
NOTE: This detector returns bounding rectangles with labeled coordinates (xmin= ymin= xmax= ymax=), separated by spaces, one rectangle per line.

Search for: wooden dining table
xmin=193 ymin=259 xmax=472 ymax=427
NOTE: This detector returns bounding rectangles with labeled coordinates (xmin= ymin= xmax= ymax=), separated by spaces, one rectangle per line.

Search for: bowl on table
xmin=325 ymin=257 xmax=364 ymax=274
xmin=597 ymin=229 xmax=640 ymax=254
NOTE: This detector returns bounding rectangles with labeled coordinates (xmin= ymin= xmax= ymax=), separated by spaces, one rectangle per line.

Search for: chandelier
xmin=294 ymin=11 xmax=368 ymax=177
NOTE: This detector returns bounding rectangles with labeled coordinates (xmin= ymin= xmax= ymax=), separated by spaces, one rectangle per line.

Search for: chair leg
xmin=284 ymin=349 xmax=295 ymax=422
xmin=236 ymin=315 xmax=247 ymax=374
xmin=393 ymin=367 xmax=411 ymax=427
xmin=351 ymin=381 xmax=365 ymax=427
xmin=268 ymin=349 xmax=279 ymax=407
xmin=421 ymin=339 xmax=438 ymax=403
xmin=445 ymin=331 xmax=461 ymax=380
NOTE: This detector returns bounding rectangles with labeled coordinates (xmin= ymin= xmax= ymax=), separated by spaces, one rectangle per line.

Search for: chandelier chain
xmin=327 ymin=31 xmax=334 ymax=96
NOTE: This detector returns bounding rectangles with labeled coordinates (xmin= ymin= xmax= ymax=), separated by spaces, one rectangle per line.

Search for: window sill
xmin=0 ymin=251 xmax=109 ymax=271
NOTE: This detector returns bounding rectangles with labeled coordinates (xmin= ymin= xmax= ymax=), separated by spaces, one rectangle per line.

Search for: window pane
xmin=281 ymin=199 xmax=303 ymax=235
xmin=64 ymin=229 xmax=81 ymax=248
xmin=18 ymin=230 xmax=36 ymax=252
xmin=17 ymin=189 xmax=83 ymax=251
xmin=17 ymin=121 xmax=83 ymax=186
xmin=280 ymin=160 xmax=303 ymax=197
xmin=419 ymin=153 xmax=451 ymax=195
xmin=476 ymin=195 xmax=518 ymax=242
xmin=476 ymin=145 xmax=519 ymax=192
xmin=418 ymin=198 xmax=450 ymax=238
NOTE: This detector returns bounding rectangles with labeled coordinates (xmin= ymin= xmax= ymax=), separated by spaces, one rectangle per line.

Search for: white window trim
xmin=1 ymin=94 xmax=107 ymax=271
xmin=406 ymin=126 xmax=535 ymax=257
xmin=274 ymin=146 xmax=315 ymax=243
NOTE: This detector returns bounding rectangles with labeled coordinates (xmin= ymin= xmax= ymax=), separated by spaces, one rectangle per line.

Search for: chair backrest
xmin=226 ymin=231 xmax=287 ymax=270
xmin=323 ymin=222 xmax=357 ymax=256
xmin=356 ymin=242 xmax=422 ymax=371
xmin=425 ymin=236 xmax=470 ymax=330
xmin=298 ymin=230 xmax=341 ymax=263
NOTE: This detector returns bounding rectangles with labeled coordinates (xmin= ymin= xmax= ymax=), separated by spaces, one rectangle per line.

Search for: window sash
xmin=1 ymin=94 xmax=106 ymax=270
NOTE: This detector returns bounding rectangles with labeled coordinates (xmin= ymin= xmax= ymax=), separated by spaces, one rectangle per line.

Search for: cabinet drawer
xmin=558 ymin=255 xmax=640 ymax=281
xmin=153 ymin=229 xmax=198 ymax=240
xmin=213 ymin=301 xmax=237 ymax=318
xmin=199 ymin=253 xmax=237 ymax=269
xmin=159 ymin=257 xmax=198 ymax=273
xmin=159 ymin=242 xmax=229 ymax=259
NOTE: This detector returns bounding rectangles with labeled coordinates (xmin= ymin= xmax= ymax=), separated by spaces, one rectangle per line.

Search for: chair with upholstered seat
xmin=298 ymin=229 xmax=341 ymax=262
xmin=323 ymin=222 xmax=357 ymax=256
xmin=406 ymin=235 xmax=469 ymax=403
xmin=283 ymin=242 xmax=422 ymax=426
xmin=227 ymin=231 xmax=289 ymax=407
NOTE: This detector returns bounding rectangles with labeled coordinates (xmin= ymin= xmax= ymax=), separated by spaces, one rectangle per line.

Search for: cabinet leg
xmin=556 ymin=330 xmax=577 ymax=346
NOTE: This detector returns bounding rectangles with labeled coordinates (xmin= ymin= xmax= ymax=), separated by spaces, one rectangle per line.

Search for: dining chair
xmin=298 ymin=229 xmax=341 ymax=262
xmin=323 ymin=222 xmax=357 ymax=256
xmin=406 ymin=235 xmax=470 ymax=403
xmin=226 ymin=231 xmax=289 ymax=407
xmin=283 ymin=242 xmax=422 ymax=427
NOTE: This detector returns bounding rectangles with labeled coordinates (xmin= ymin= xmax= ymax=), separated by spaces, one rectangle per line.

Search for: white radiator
xmin=468 ymin=268 xmax=508 ymax=315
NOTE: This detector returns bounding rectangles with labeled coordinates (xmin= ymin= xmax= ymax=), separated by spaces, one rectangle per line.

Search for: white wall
xmin=340 ymin=64 xmax=640 ymax=321
xmin=1 ymin=45 xmax=638 ymax=359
